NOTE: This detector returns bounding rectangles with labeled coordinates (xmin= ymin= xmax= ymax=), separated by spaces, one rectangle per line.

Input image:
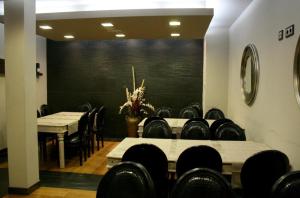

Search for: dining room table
xmin=137 ymin=118 xmax=215 ymax=138
xmin=37 ymin=111 xmax=84 ymax=168
xmin=106 ymin=137 xmax=271 ymax=186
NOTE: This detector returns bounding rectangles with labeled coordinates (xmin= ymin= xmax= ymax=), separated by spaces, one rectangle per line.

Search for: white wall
xmin=0 ymin=24 xmax=47 ymax=150
xmin=204 ymin=27 xmax=229 ymax=115
xmin=228 ymin=0 xmax=300 ymax=169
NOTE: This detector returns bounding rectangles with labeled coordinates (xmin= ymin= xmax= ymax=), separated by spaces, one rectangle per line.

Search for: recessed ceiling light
xmin=101 ymin=23 xmax=114 ymax=27
xmin=169 ymin=21 xmax=181 ymax=26
xmin=39 ymin=25 xmax=53 ymax=30
xmin=171 ymin=33 xmax=180 ymax=37
xmin=64 ymin=35 xmax=74 ymax=39
xmin=115 ymin=33 xmax=125 ymax=38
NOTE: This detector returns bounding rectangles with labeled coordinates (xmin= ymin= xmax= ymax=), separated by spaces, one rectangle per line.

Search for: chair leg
xmin=91 ymin=135 xmax=95 ymax=154
xmin=101 ymin=135 xmax=104 ymax=147
xmin=96 ymin=135 xmax=100 ymax=151
xmin=87 ymin=139 xmax=91 ymax=158
xmin=79 ymin=147 xmax=82 ymax=166
xmin=84 ymin=146 xmax=87 ymax=161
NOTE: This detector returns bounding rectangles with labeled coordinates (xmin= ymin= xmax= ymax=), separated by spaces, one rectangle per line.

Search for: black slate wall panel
xmin=47 ymin=39 xmax=203 ymax=138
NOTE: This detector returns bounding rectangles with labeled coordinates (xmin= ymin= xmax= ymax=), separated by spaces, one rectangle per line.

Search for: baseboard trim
xmin=8 ymin=181 xmax=40 ymax=195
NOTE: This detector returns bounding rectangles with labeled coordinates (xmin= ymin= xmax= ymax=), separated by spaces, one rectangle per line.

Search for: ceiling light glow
xmin=115 ymin=33 xmax=125 ymax=38
xmin=101 ymin=23 xmax=114 ymax=27
xmin=171 ymin=33 xmax=180 ymax=37
xmin=64 ymin=35 xmax=74 ymax=39
xmin=39 ymin=25 xmax=53 ymax=30
xmin=169 ymin=21 xmax=181 ymax=26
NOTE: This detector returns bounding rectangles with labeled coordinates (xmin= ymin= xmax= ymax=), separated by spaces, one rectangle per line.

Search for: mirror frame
xmin=240 ymin=44 xmax=260 ymax=106
xmin=293 ymin=35 xmax=300 ymax=106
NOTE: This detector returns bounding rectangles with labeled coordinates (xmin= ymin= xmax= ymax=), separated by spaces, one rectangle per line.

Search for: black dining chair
xmin=143 ymin=120 xmax=172 ymax=139
xmin=178 ymin=106 xmax=199 ymax=119
xmin=64 ymin=111 xmax=89 ymax=165
xmin=204 ymin=108 xmax=225 ymax=120
xmin=87 ymin=107 xmax=98 ymax=156
xmin=215 ymin=122 xmax=246 ymax=141
xmin=180 ymin=120 xmax=210 ymax=140
xmin=94 ymin=105 xmax=105 ymax=150
xmin=176 ymin=145 xmax=223 ymax=178
xmin=171 ymin=168 xmax=233 ymax=198
xmin=189 ymin=102 xmax=203 ymax=118
xmin=240 ymin=150 xmax=290 ymax=198
xmin=96 ymin=161 xmax=156 ymax=198
xmin=271 ymin=170 xmax=300 ymax=198
xmin=122 ymin=144 xmax=168 ymax=198
xmin=210 ymin=118 xmax=233 ymax=139
xmin=40 ymin=104 xmax=50 ymax=116
xmin=183 ymin=118 xmax=209 ymax=128
xmin=143 ymin=116 xmax=167 ymax=129
xmin=155 ymin=107 xmax=172 ymax=118
xmin=77 ymin=102 xmax=92 ymax=112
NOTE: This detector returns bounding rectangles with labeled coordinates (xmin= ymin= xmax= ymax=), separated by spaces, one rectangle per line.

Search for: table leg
xmin=57 ymin=134 xmax=65 ymax=168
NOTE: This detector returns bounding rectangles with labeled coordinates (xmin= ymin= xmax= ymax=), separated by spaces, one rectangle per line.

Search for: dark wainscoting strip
xmin=0 ymin=168 xmax=102 ymax=196
xmin=39 ymin=171 xmax=102 ymax=191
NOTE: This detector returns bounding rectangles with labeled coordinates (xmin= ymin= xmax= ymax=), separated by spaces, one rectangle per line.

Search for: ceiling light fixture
xmin=64 ymin=35 xmax=74 ymax=39
xmin=39 ymin=25 xmax=53 ymax=30
xmin=115 ymin=33 xmax=125 ymax=38
xmin=169 ymin=21 xmax=181 ymax=26
xmin=101 ymin=22 xmax=114 ymax=27
xmin=171 ymin=33 xmax=180 ymax=37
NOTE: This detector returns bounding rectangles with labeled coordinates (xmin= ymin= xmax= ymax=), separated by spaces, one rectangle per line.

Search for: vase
xmin=126 ymin=116 xmax=140 ymax=137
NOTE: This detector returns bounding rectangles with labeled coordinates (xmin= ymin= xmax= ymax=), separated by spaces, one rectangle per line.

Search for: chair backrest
xmin=96 ymin=161 xmax=156 ymax=198
xmin=271 ymin=170 xmax=300 ymax=198
xmin=179 ymin=106 xmax=199 ymax=119
xmin=181 ymin=121 xmax=210 ymax=140
xmin=78 ymin=102 xmax=92 ymax=112
xmin=96 ymin=106 xmax=105 ymax=131
xmin=122 ymin=144 xmax=168 ymax=198
xmin=240 ymin=150 xmax=290 ymax=198
xmin=171 ymin=168 xmax=233 ymax=198
xmin=204 ymin=108 xmax=225 ymax=120
xmin=215 ymin=122 xmax=246 ymax=141
xmin=183 ymin=118 xmax=209 ymax=128
xmin=40 ymin=104 xmax=49 ymax=116
xmin=209 ymin=118 xmax=233 ymax=139
xmin=78 ymin=111 xmax=89 ymax=143
xmin=142 ymin=120 xmax=172 ymax=139
xmin=176 ymin=145 xmax=223 ymax=178
xmin=143 ymin=116 xmax=166 ymax=129
xmin=189 ymin=102 xmax=203 ymax=118
xmin=88 ymin=107 xmax=98 ymax=132
xmin=37 ymin=110 xmax=41 ymax=118
xmin=155 ymin=107 xmax=172 ymax=118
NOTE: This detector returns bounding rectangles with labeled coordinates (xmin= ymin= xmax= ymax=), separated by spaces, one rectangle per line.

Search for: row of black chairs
xmin=97 ymin=143 xmax=299 ymax=198
xmin=156 ymin=105 xmax=225 ymax=120
xmin=64 ymin=105 xmax=105 ymax=165
xmin=143 ymin=117 xmax=246 ymax=141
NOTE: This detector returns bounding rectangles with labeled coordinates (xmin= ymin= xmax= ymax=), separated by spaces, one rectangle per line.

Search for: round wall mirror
xmin=240 ymin=44 xmax=260 ymax=106
xmin=293 ymin=35 xmax=300 ymax=106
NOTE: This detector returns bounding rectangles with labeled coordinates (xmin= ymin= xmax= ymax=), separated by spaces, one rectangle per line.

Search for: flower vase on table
xmin=125 ymin=116 xmax=140 ymax=137
xmin=119 ymin=66 xmax=155 ymax=137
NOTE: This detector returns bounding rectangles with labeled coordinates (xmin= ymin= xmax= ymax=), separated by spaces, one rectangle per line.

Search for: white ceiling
xmin=0 ymin=0 xmax=252 ymax=28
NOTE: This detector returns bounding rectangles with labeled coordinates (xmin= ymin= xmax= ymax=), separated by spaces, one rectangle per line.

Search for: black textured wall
xmin=47 ymin=39 xmax=203 ymax=138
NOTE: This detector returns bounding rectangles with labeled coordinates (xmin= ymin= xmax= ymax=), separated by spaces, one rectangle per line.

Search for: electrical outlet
xmin=278 ymin=30 xmax=284 ymax=41
xmin=285 ymin=24 xmax=295 ymax=38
